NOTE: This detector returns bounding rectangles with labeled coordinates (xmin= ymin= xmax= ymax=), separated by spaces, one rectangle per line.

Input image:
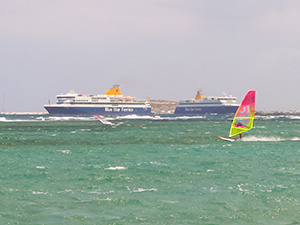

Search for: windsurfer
xmin=221 ymin=90 xmax=255 ymax=142
xmin=234 ymin=122 xmax=243 ymax=140
xmin=234 ymin=133 xmax=242 ymax=140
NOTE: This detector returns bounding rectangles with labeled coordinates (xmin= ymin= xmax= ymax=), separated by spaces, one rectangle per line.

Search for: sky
xmin=1 ymin=0 xmax=300 ymax=112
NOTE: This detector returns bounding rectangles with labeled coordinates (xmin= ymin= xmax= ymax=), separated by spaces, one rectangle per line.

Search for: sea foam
xmin=242 ymin=136 xmax=285 ymax=142
xmin=105 ymin=166 xmax=128 ymax=170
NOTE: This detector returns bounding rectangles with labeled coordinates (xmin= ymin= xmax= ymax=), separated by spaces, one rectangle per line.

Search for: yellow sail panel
xmin=229 ymin=90 xmax=256 ymax=137
xmin=105 ymin=85 xmax=122 ymax=95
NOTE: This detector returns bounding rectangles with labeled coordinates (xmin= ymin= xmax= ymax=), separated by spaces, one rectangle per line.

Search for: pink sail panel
xmin=230 ymin=90 xmax=256 ymax=137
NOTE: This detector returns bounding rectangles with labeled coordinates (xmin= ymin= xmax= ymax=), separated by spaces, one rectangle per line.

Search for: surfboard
xmin=218 ymin=136 xmax=235 ymax=142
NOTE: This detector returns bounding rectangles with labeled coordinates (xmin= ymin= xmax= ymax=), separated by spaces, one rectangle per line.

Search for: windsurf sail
xmin=229 ymin=90 xmax=256 ymax=137
xmin=93 ymin=115 xmax=113 ymax=125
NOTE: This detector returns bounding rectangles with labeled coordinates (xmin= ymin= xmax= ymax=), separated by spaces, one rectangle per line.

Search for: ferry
xmin=44 ymin=85 xmax=152 ymax=115
xmin=174 ymin=90 xmax=239 ymax=114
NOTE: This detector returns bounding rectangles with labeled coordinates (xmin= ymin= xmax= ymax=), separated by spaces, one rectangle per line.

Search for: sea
xmin=1 ymin=113 xmax=300 ymax=225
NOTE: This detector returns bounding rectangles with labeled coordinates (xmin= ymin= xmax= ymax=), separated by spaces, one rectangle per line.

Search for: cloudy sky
xmin=1 ymin=0 xmax=300 ymax=112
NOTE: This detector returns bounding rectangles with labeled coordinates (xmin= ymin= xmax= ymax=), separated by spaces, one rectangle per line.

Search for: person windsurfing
xmin=234 ymin=121 xmax=243 ymax=140
xmin=229 ymin=90 xmax=256 ymax=141
xmin=218 ymin=90 xmax=256 ymax=142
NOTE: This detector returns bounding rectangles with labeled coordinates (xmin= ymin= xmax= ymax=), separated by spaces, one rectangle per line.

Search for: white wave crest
xmin=242 ymin=136 xmax=284 ymax=142
xmin=291 ymin=137 xmax=300 ymax=141
xmin=287 ymin=115 xmax=300 ymax=120
xmin=256 ymin=115 xmax=300 ymax=120
xmin=47 ymin=116 xmax=92 ymax=121
xmin=255 ymin=115 xmax=284 ymax=120
xmin=57 ymin=150 xmax=71 ymax=154
xmin=36 ymin=166 xmax=46 ymax=169
xmin=0 ymin=117 xmax=37 ymax=122
xmin=132 ymin=188 xmax=158 ymax=193
xmin=160 ymin=115 xmax=205 ymax=120
xmin=115 ymin=115 xmax=205 ymax=121
xmin=105 ymin=166 xmax=128 ymax=170
xmin=116 ymin=115 xmax=154 ymax=120
xmin=161 ymin=200 xmax=178 ymax=204
xmin=242 ymin=136 xmax=300 ymax=142
xmin=32 ymin=191 xmax=48 ymax=195
xmin=0 ymin=116 xmax=93 ymax=122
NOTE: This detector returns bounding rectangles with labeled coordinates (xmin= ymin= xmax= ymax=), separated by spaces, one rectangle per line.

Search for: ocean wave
xmin=80 ymin=198 xmax=112 ymax=203
xmin=255 ymin=115 xmax=284 ymax=120
xmin=291 ymin=137 xmax=300 ymax=141
xmin=57 ymin=150 xmax=71 ymax=154
xmin=158 ymin=115 xmax=205 ymax=120
xmin=132 ymin=188 xmax=158 ymax=193
xmin=113 ymin=114 xmax=205 ymax=121
xmin=36 ymin=166 xmax=46 ymax=169
xmin=47 ymin=116 xmax=92 ymax=121
xmin=242 ymin=136 xmax=300 ymax=142
xmin=115 ymin=115 xmax=156 ymax=120
xmin=256 ymin=115 xmax=300 ymax=120
xmin=32 ymin=191 xmax=48 ymax=195
xmin=0 ymin=117 xmax=38 ymax=122
xmin=161 ymin=200 xmax=178 ymax=204
xmin=104 ymin=166 xmax=128 ymax=170
xmin=0 ymin=115 xmax=96 ymax=122
xmin=287 ymin=115 xmax=300 ymax=120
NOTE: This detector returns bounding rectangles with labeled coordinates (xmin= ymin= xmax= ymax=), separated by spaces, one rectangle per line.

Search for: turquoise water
xmin=1 ymin=114 xmax=300 ymax=224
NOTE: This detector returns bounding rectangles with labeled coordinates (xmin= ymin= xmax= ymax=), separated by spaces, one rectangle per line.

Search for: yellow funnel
xmin=195 ymin=91 xmax=205 ymax=100
xmin=105 ymin=85 xmax=122 ymax=95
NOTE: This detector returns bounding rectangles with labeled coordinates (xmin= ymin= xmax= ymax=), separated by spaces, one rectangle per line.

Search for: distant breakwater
xmin=149 ymin=100 xmax=178 ymax=114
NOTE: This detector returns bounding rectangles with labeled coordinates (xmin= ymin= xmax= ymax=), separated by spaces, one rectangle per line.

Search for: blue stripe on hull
xmin=174 ymin=106 xmax=238 ymax=114
xmin=44 ymin=106 xmax=152 ymax=115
